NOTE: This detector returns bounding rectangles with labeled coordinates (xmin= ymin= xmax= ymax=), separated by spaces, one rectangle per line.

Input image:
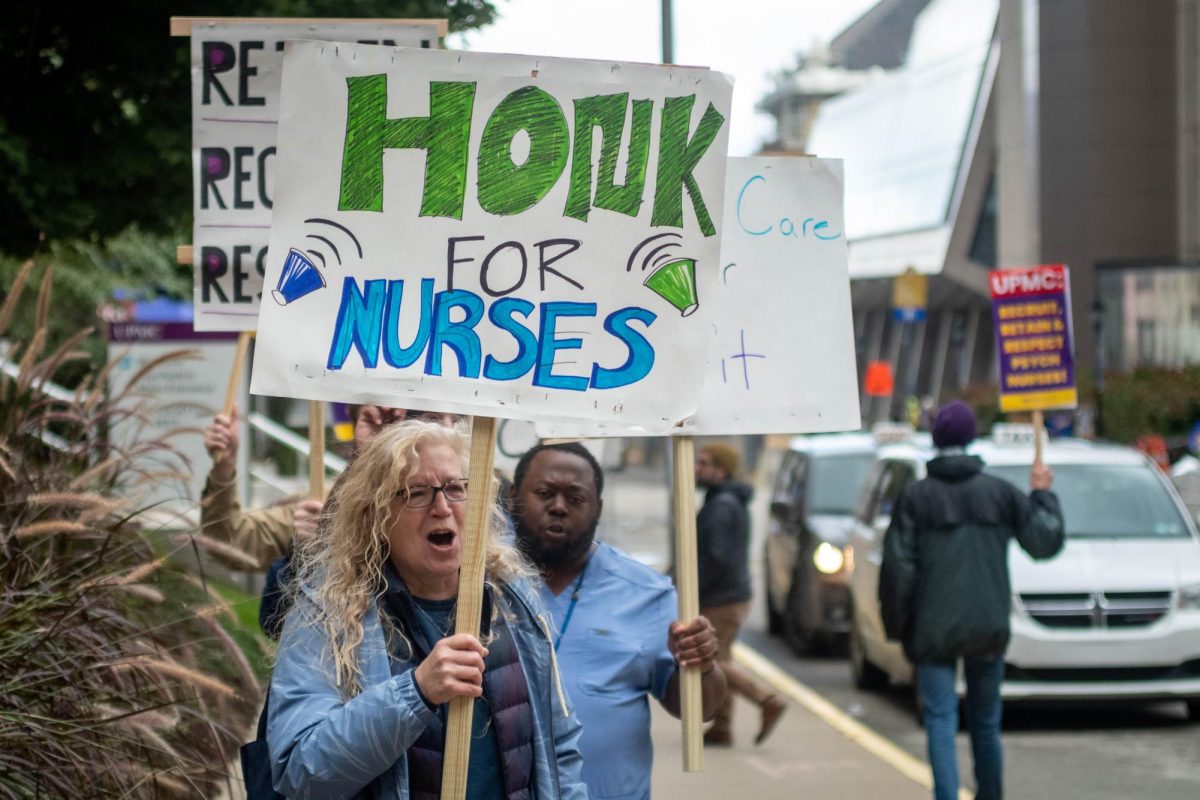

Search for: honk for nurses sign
xmin=250 ymin=43 xmax=733 ymax=430
xmin=989 ymin=264 xmax=1078 ymax=412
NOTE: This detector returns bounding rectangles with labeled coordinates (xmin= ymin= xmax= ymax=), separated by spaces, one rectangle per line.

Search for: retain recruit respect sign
xmin=187 ymin=20 xmax=443 ymax=332
xmin=988 ymin=264 xmax=1078 ymax=412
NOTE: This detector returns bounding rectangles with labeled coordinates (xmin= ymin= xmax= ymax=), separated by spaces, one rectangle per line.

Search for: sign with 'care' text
xmin=250 ymin=43 xmax=733 ymax=431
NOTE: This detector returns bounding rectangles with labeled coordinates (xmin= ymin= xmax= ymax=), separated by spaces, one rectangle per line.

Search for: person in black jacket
xmin=695 ymin=443 xmax=786 ymax=747
xmin=880 ymin=402 xmax=1065 ymax=800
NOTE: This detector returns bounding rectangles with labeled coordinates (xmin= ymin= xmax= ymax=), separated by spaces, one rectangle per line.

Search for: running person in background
xmin=694 ymin=443 xmax=786 ymax=747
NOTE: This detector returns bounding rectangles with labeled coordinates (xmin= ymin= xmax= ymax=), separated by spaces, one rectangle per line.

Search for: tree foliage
xmin=0 ymin=229 xmax=190 ymax=380
xmin=0 ymin=0 xmax=498 ymax=255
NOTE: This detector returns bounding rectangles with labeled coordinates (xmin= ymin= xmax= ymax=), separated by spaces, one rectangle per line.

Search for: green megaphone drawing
xmin=643 ymin=257 xmax=699 ymax=317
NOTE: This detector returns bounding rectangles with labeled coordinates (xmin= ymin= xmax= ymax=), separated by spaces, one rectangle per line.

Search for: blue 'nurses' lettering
xmin=325 ymin=278 xmax=658 ymax=390
xmin=592 ymin=307 xmax=656 ymax=389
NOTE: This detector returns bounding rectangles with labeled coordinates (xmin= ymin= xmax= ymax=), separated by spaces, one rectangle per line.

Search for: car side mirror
xmin=770 ymin=500 xmax=796 ymax=523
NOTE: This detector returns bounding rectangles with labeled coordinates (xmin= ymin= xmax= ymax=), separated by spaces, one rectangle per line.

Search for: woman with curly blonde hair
xmin=267 ymin=420 xmax=587 ymax=800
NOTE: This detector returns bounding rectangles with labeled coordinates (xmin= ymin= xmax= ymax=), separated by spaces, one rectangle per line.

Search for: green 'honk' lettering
xmin=477 ymin=86 xmax=570 ymax=216
xmin=340 ymin=77 xmax=476 ymax=217
xmin=565 ymin=93 xmax=653 ymax=221
xmin=338 ymin=76 xmax=725 ymax=236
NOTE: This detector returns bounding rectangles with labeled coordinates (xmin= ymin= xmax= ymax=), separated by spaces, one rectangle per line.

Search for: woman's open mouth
xmin=427 ymin=530 xmax=456 ymax=549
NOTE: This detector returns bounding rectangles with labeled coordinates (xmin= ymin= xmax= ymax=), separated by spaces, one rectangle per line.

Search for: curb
xmin=732 ymin=642 xmax=975 ymax=800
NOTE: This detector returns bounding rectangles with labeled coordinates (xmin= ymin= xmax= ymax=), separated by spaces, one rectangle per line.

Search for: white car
xmin=847 ymin=433 xmax=1200 ymax=719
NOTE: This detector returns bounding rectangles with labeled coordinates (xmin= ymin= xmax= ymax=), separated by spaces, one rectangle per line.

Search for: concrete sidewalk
xmin=649 ymin=646 xmax=941 ymax=800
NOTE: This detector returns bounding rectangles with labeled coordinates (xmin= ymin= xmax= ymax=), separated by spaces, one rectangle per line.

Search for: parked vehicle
xmin=763 ymin=431 xmax=905 ymax=654
xmin=847 ymin=432 xmax=1200 ymax=720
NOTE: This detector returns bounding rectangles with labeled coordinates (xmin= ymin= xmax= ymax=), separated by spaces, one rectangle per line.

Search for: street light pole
xmin=1092 ymin=299 xmax=1106 ymax=439
xmin=661 ymin=0 xmax=674 ymax=64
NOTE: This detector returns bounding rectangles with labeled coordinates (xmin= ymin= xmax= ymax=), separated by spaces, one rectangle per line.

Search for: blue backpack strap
xmin=240 ymin=686 xmax=284 ymax=800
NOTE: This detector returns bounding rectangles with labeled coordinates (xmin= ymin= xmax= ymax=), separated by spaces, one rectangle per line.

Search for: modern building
xmin=762 ymin=0 xmax=1200 ymax=428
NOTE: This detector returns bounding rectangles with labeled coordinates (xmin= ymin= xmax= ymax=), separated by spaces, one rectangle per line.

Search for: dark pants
xmin=916 ymin=655 xmax=1005 ymax=800
xmin=702 ymin=601 xmax=772 ymax=737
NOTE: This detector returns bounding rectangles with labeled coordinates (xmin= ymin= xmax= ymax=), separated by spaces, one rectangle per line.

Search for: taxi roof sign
xmin=872 ymin=421 xmax=915 ymax=445
xmin=990 ymin=422 xmax=1047 ymax=448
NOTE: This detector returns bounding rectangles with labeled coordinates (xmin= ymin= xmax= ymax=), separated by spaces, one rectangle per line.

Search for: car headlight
xmin=1179 ymin=584 xmax=1200 ymax=610
xmin=813 ymin=542 xmax=846 ymax=574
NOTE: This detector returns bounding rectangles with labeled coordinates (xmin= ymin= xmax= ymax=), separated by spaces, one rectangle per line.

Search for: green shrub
xmin=1095 ymin=366 xmax=1200 ymax=445
xmin=1 ymin=263 xmax=263 ymax=798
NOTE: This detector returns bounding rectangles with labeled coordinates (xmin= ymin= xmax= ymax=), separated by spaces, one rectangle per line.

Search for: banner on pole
xmin=189 ymin=21 xmax=442 ymax=331
xmin=250 ymin=43 xmax=733 ymax=432
xmin=989 ymin=264 xmax=1078 ymax=412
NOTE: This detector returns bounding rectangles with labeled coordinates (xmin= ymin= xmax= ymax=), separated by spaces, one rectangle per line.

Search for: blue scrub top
xmin=540 ymin=542 xmax=678 ymax=800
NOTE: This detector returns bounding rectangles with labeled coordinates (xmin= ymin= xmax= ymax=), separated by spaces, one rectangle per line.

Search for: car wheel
xmin=849 ymin=620 xmax=888 ymax=691
xmin=1187 ymin=699 xmax=1200 ymax=722
xmin=783 ymin=567 xmax=820 ymax=656
xmin=764 ymin=554 xmax=783 ymax=636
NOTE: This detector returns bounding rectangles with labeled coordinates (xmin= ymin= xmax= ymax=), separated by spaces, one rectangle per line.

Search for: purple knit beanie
xmin=931 ymin=401 xmax=977 ymax=449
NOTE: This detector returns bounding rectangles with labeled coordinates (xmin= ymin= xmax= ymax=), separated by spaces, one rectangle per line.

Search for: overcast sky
xmin=449 ymin=0 xmax=880 ymax=156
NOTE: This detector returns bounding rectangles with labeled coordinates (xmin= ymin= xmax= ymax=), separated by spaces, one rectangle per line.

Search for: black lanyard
xmin=554 ymin=561 xmax=589 ymax=652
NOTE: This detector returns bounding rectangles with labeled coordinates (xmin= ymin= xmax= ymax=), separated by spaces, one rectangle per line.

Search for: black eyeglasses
xmin=396 ymin=479 xmax=469 ymax=509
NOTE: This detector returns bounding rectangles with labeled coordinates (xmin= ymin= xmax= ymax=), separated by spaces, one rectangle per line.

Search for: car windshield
xmin=987 ymin=463 xmax=1192 ymax=539
xmin=809 ymin=453 xmax=877 ymax=516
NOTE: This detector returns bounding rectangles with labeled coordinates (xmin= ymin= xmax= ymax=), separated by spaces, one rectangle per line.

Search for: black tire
xmin=1187 ymin=699 xmax=1200 ymax=722
xmin=849 ymin=621 xmax=888 ymax=691
xmin=783 ymin=568 xmax=821 ymax=656
xmin=764 ymin=554 xmax=783 ymax=636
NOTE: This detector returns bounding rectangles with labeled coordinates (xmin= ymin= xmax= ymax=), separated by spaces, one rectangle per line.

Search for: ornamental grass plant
xmin=1 ymin=261 xmax=265 ymax=798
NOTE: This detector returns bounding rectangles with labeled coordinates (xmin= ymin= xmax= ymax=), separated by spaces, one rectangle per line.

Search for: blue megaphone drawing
xmin=272 ymin=248 xmax=326 ymax=306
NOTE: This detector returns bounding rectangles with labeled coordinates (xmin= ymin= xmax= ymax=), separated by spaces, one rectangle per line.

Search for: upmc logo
xmin=989 ymin=265 xmax=1066 ymax=298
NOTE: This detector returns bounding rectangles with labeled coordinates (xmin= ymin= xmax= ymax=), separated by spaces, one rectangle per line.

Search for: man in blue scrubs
xmin=510 ymin=442 xmax=727 ymax=800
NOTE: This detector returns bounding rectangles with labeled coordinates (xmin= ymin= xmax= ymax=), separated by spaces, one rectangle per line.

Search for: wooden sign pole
xmin=308 ymin=400 xmax=326 ymax=500
xmin=441 ymin=415 xmax=499 ymax=800
xmin=223 ymin=331 xmax=251 ymax=417
xmin=213 ymin=331 xmax=252 ymax=488
xmin=1032 ymin=409 xmax=1045 ymax=467
xmin=671 ymin=435 xmax=704 ymax=772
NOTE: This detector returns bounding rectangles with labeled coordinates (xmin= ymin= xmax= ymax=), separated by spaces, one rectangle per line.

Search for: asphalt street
xmin=598 ymin=458 xmax=1200 ymax=799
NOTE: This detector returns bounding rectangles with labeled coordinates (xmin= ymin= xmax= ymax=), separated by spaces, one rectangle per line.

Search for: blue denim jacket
xmin=268 ymin=576 xmax=588 ymax=800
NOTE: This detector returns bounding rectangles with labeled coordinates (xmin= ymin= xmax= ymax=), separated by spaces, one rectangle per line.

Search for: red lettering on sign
xmin=989 ymin=265 xmax=1066 ymax=298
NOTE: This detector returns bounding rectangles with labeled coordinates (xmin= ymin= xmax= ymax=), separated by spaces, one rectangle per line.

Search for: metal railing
xmin=3 ymin=351 xmax=342 ymax=501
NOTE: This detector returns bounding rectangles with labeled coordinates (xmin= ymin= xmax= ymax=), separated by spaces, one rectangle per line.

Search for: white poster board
xmin=686 ymin=156 xmax=859 ymax=433
xmin=190 ymin=21 xmax=441 ymax=331
xmin=539 ymin=156 xmax=860 ymax=437
xmin=250 ymin=43 xmax=733 ymax=432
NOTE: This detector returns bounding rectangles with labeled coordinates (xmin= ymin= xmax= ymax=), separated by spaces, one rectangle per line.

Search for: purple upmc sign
xmin=108 ymin=322 xmax=238 ymax=344
xmin=989 ymin=264 xmax=1078 ymax=413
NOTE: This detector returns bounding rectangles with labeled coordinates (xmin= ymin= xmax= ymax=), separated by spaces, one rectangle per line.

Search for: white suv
xmin=847 ymin=433 xmax=1200 ymax=719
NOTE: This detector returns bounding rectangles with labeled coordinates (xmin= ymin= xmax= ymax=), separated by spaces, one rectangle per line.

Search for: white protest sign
xmin=537 ymin=156 xmax=859 ymax=437
xmin=250 ymin=43 xmax=733 ymax=432
xmin=687 ymin=156 xmax=859 ymax=432
xmin=189 ymin=21 xmax=442 ymax=331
